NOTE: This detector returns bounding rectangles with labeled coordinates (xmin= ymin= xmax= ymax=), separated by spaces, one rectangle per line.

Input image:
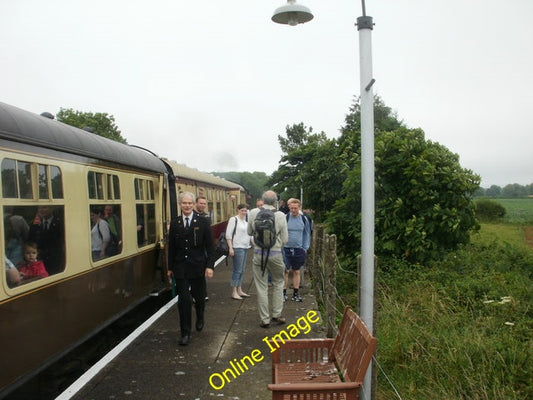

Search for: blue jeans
xmin=231 ymin=248 xmax=248 ymax=287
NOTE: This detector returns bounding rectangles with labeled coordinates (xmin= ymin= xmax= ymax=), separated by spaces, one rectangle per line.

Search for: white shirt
xmin=226 ymin=216 xmax=251 ymax=249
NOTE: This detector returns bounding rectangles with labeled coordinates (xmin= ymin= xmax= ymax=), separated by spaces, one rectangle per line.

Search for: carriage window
xmin=88 ymin=171 xmax=120 ymax=200
xmin=17 ymin=161 xmax=33 ymax=199
xmin=50 ymin=166 xmax=63 ymax=198
xmin=4 ymin=205 xmax=66 ymax=287
xmin=1 ymin=159 xmax=16 ymax=198
xmin=134 ymin=178 xmax=156 ymax=246
xmin=38 ymin=164 xmax=48 ymax=198
xmin=89 ymin=204 xmax=122 ymax=261
xmin=2 ymin=159 xmax=63 ymax=200
xmin=110 ymin=175 xmax=120 ymax=199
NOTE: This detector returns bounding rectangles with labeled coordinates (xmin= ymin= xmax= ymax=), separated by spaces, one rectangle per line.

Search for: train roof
xmin=0 ymin=102 xmax=166 ymax=174
xmin=162 ymin=158 xmax=245 ymax=191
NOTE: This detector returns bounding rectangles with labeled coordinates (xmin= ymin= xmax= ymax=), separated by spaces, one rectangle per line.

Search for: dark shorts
xmin=283 ymin=247 xmax=306 ymax=270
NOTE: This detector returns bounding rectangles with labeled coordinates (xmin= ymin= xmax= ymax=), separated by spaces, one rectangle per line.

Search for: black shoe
xmin=196 ymin=319 xmax=204 ymax=332
xmin=179 ymin=335 xmax=191 ymax=346
xmin=259 ymin=321 xmax=270 ymax=328
xmin=271 ymin=317 xmax=286 ymax=325
xmin=292 ymin=293 xmax=303 ymax=302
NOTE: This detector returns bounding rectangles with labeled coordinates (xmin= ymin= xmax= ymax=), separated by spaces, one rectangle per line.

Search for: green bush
xmin=475 ymin=198 xmax=506 ymax=221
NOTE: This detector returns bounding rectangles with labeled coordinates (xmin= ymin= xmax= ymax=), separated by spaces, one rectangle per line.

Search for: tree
xmin=502 ymin=183 xmax=528 ymax=198
xmin=268 ymin=123 xmax=342 ymax=220
xmin=56 ymin=108 xmax=127 ymax=143
xmin=270 ymin=96 xmax=480 ymax=264
xmin=485 ymin=185 xmax=502 ymax=197
xmin=328 ymin=127 xmax=480 ymax=263
xmin=212 ymin=171 xmax=269 ymax=205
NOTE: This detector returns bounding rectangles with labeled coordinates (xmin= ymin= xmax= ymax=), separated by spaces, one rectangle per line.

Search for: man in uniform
xmin=167 ymin=192 xmax=215 ymax=346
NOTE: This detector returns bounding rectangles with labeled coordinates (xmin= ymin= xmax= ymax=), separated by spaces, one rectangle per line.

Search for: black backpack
xmin=253 ymin=208 xmax=276 ymax=249
xmin=253 ymin=207 xmax=276 ymax=274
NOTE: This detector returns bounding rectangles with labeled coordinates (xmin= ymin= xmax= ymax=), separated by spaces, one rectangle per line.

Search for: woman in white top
xmin=90 ymin=206 xmax=111 ymax=261
xmin=226 ymin=204 xmax=252 ymax=300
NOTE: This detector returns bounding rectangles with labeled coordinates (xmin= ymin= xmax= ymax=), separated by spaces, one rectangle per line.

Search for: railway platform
xmin=62 ymin=254 xmax=326 ymax=400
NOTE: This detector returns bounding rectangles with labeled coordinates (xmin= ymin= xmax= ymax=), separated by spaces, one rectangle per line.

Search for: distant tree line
xmin=475 ymin=183 xmax=533 ymax=198
xmin=210 ymin=171 xmax=269 ymax=206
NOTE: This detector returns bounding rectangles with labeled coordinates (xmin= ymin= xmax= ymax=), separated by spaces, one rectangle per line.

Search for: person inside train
xmin=17 ymin=241 xmax=49 ymax=282
xmin=28 ymin=205 xmax=65 ymax=275
xmin=90 ymin=206 xmax=111 ymax=261
xmin=103 ymin=205 xmax=121 ymax=256
xmin=226 ymin=203 xmax=252 ymax=300
xmin=5 ymin=256 xmax=21 ymax=287
xmin=4 ymin=206 xmax=29 ymax=266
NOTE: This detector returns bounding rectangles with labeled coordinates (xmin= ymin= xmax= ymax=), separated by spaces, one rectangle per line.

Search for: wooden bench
xmin=268 ymin=306 xmax=377 ymax=400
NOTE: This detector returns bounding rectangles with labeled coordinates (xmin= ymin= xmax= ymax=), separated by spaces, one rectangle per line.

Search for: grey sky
xmin=1 ymin=0 xmax=532 ymax=187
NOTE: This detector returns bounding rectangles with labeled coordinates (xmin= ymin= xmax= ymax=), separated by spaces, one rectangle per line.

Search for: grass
xmin=355 ymin=200 xmax=533 ymax=400
xmin=331 ymin=198 xmax=533 ymax=399
xmin=375 ymin=243 xmax=532 ymax=400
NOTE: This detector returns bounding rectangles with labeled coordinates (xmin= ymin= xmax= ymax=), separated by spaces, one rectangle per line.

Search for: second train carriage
xmin=162 ymin=159 xmax=247 ymax=238
xmin=0 ymin=101 xmax=246 ymax=396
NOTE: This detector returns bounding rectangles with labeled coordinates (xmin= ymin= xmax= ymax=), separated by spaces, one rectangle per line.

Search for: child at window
xmin=17 ymin=241 xmax=49 ymax=281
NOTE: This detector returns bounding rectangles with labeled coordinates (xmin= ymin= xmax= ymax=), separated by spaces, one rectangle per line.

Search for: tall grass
xmin=376 ymin=243 xmax=532 ymax=400
xmin=334 ymin=199 xmax=533 ymax=399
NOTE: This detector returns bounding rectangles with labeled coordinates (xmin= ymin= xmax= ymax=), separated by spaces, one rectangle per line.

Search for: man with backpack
xmin=247 ymin=190 xmax=288 ymax=328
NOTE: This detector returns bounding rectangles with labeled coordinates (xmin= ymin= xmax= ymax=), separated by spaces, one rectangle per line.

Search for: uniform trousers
xmin=175 ymin=276 xmax=206 ymax=335
xmin=252 ymin=251 xmax=285 ymax=324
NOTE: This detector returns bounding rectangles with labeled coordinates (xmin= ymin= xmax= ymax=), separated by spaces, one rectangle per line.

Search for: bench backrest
xmin=330 ymin=306 xmax=377 ymax=383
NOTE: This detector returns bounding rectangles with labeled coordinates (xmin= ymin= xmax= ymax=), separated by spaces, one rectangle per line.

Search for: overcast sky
xmin=1 ymin=0 xmax=532 ymax=187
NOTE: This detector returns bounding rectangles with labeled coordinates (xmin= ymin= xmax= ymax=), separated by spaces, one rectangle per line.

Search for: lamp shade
xmin=272 ymin=1 xmax=313 ymax=26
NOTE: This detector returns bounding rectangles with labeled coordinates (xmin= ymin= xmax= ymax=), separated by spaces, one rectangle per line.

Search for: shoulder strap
xmin=232 ymin=216 xmax=238 ymax=240
xmin=96 ymin=221 xmax=103 ymax=240
xmin=286 ymin=213 xmax=308 ymax=227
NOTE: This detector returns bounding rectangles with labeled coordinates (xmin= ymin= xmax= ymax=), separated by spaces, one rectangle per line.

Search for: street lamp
xmin=271 ymin=1 xmax=376 ymax=398
xmin=271 ymin=0 xmax=313 ymax=26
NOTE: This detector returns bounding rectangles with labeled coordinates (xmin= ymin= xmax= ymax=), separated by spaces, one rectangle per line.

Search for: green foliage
xmin=268 ymin=123 xmax=342 ymax=220
xmin=502 ymin=183 xmax=531 ymax=198
xmin=212 ymin=171 xmax=269 ymax=205
xmin=375 ymin=241 xmax=533 ymax=400
xmin=56 ymin=108 xmax=127 ymax=143
xmin=329 ymin=127 xmax=480 ymax=263
xmin=475 ymin=198 xmax=506 ymax=221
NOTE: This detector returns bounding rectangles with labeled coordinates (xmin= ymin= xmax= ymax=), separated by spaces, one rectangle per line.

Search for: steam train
xmin=0 ymin=101 xmax=246 ymax=396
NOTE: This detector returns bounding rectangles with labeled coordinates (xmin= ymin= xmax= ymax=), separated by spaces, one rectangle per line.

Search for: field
xmin=370 ymin=198 xmax=533 ymax=400
xmin=497 ymin=198 xmax=533 ymax=225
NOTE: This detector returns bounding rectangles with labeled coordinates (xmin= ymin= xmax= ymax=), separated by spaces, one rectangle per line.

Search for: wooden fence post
xmin=324 ymin=233 xmax=337 ymax=338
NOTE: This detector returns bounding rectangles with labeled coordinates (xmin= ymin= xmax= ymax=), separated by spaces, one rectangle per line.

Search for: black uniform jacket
xmin=168 ymin=213 xmax=215 ymax=279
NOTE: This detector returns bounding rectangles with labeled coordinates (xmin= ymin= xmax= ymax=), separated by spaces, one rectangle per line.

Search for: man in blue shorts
xmin=283 ymin=198 xmax=311 ymax=302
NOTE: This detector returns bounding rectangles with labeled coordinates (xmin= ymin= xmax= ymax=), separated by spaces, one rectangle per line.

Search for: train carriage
xmin=162 ymin=159 xmax=247 ymax=238
xmin=0 ymin=101 xmax=246 ymax=397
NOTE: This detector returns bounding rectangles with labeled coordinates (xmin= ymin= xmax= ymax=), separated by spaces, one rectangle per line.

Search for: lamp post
xmin=271 ymin=1 xmax=376 ymax=399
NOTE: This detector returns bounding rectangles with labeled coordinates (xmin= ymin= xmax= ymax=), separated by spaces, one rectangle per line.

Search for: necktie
xmin=185 ymin=217 xmax=190 ymax=228
xmin=44 ymin=220 xmax=49 ymax=230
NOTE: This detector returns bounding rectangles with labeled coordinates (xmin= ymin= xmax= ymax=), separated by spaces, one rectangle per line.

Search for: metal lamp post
xmin=271 ymin=1 xmax=376 ymax=398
